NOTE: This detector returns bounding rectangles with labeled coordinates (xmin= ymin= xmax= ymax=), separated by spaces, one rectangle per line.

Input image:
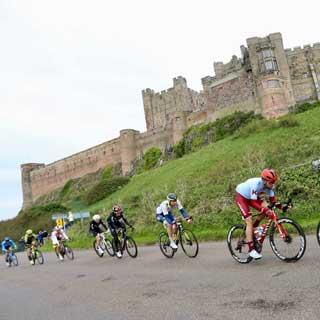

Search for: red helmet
xmin=261 ymin=168 xmax=278 ymax=183
xmin=113 ymin=205 xmax=121 ymax=214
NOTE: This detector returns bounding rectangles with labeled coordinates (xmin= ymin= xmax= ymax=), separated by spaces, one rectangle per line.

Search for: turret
xmin=21 ymin=163 xmax=45 ymax=209
xmin=120 ymin=129 xmax=139 ymax=175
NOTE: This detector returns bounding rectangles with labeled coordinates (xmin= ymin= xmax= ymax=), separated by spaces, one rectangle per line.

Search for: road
xmin=0 ymin=235 xmax=319 ymax=320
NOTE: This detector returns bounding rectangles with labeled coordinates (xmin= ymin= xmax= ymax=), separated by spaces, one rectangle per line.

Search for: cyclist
xmin=1 ymin=237 xmax=17 ymax=267
xmin=89 ymin=214 xmax=108 ymax=256
xmin=24 ymin=229 xmax=38 ymax=265
xmin=235 ymin=168 xmax=280 ymax=260
xmin=51 ymin=226 xmax=69 ymax=261
xmin=156 ymin=193 xmax=192 ymax=249
xmin=107 ymin=205 xmax=134 ymax=258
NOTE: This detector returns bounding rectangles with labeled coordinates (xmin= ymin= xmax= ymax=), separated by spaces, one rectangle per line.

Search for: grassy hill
xmin=1 ymin=104 xmax=320 ymax=247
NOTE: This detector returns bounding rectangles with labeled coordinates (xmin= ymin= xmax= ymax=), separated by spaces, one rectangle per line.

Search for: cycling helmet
xmin=113 ymin=205 xmax=121 ymax=214
xmin=26 ymin=229 xmax=33 ymax=235
xmin=4 ymin=237 xmax=10 ymax=241
xmin=167 ymin=193 xmax=177 ymax=201
xmin=93 ymin=214 xmax=101 ymax=222
xmin=261 ymin=168 xmax=278 ymax=184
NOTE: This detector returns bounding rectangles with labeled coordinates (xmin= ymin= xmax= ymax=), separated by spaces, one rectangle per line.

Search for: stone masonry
xmin=21 ymin=32 xmax=320 ymax=208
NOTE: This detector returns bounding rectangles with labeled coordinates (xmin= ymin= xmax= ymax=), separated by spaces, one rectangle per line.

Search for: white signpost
xmin=51 ymin=212 xmax=91 ymax=230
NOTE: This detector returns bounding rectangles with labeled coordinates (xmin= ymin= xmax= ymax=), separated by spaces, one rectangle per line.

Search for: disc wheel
xmin=159 ymin=232 xmax=175 ymax=258
xmin=180 ymin=229 xmax=199 ymax=258
xmin=269 ymin=218 xmax=306 ymax=262
xmin=227 ymin=224 xmax=252 ymax=264
xmin=125 ymin=236 xmax=138 ymax=258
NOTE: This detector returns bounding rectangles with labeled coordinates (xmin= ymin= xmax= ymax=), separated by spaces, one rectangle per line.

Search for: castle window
xmin=260 ymin=48 xmax=278 ymax=73
xmin=267 ymin=80 xmax=280 ymax=88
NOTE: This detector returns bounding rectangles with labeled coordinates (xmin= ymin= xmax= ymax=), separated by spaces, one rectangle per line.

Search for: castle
xmin=21 ymin=32 xmax=320 ymax=208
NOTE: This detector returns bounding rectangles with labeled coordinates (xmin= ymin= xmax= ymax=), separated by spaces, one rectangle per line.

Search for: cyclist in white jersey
xmin=156 ymin=193 xmax=192 ymax=249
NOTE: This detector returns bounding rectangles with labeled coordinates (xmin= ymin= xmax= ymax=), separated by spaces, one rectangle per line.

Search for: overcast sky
xmin=0 ymin=0 xmax=319 ymax=220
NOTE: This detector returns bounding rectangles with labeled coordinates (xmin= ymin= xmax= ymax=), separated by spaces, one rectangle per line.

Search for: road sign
xmin=56 ymin=218 xmax=63 ymax=227
xmin=52 ymin=213 xmax=68 ymax=220
xmin=74 ymin=212 xmax=90 ymax=219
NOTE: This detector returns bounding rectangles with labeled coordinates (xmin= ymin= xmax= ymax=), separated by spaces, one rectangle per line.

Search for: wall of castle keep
xmin=21 ymin=32 xmax=320 ymax=208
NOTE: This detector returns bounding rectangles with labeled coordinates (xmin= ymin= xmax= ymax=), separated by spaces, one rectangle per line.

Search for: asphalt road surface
xmin=0 ymin=235 xmax=319 ymax=320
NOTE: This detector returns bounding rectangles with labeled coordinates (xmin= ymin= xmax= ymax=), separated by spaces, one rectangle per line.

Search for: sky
xmin=1 ymin=0 xmax=319 ymax=220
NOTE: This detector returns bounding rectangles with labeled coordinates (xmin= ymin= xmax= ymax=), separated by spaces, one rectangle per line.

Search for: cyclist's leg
xmin=109 ymin=224 xmax=120 ymax=251
xmin=235 ymin=193 xmax=261 ymax=259
xmin=252 ymin=199 xmax=267 ymax=227
xmin=165 ymin=213 xmax=177 ymax=248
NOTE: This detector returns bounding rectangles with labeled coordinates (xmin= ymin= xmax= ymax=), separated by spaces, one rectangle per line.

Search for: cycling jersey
xmin=1 ymin=239 xmax=16 ymax=252
xmin=235 ymin=177 xmax=277 ymax=219
xmin=89 ymin=219 xmax=107 ymax=236
xmin=24 ymin=233 xmax=37 ymax=245
xmin=156 ymin=199 xmax=188 ymax=225
xmin=51 ymin=230 xmax=69 ymax=246
xmin=236 ymin=177 xmax=274 ymax=200
xmin=107 ymin=211 xmax=131 ymax=228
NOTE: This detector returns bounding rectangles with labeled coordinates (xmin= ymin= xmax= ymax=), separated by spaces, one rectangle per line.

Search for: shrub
xmin=289 ymin=101 xmax=320 ymax=114
xmin=84 ymin=176 xmax=130 ymax=205
xmin=101 ymin=165 xmax=113 ymax=180
xmin=136 ymin=147 xmax=162 ymax=173
xmin=60 ymin=180 xmax=74 ymax=199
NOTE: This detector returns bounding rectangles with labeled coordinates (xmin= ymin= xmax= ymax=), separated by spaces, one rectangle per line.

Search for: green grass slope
xmin=1 ymin=106 xmax=320 ymax=246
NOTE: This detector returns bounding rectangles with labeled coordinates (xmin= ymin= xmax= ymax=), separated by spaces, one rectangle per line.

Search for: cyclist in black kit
xmin=107 ymin=205 xmax=134 ymax=258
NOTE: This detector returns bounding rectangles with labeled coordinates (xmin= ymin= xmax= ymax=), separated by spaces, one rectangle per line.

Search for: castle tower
xmin=247 ymin=33 xmax=296 ymax=118
xmin=172 ymin=111 xmax=187 ymax=144
xmin=21 ymin=163 xmax=45 ymax=209
xmin=142 ymin=88 xmax=155 ymax=131
xmin=120 ymin=129 xmax=139 ymax=175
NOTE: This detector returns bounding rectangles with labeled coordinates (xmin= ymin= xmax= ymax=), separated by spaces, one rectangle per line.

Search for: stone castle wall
xmin=21 ymin=32 xmax=320 ymax=208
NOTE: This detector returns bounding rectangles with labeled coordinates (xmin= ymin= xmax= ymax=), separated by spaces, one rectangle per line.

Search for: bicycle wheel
xmin=180 ymin=229 xmax=199 ymax=258
xmin=36 ymin=250 xmax=44 ymax=264
xmin=93 ymin=240 xmax=104 ymax=257
xmin=125 ymin=236 xmax=138 ymax=258
xmin=65 ymin=246 xmax=74 ymax=260
xmin=227 ymin=224 xmax=252 ymax=264
xmin=159 ymin=232 xmax=175 ymax=258
xmin=269 ymin=218 xmax=306 ymax=262
xmin=317 ymin=222 xmax=320 ymax=246
xmin=105 ymin=238 xmax=115 ymax=257
xmin=11 ymin=254 xmax=19 ymax=266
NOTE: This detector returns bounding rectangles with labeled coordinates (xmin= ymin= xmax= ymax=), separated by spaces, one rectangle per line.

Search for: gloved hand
xmin=186 ymin=217 xmax=193 ymax=224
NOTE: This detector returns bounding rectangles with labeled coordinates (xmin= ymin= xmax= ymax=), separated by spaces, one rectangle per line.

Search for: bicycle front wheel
xmin=316 ymin=222 xmax=320 ymax=246
xmin=93 ymin=240 xmax=104 ymax=257
xmin=105 ymin=238 xmax=115 ymax=257
xmin=227 ymin=224 xmax=252 ymax=264
xmin=269 ymin=218 xmax=306 ymax=262
xmin=65 ymin=246 xmax=74 ymax=260
xmin=36 ymin=250 xmax=44 ymax=264
xmin=180 ymin=229 xmax=199 ymax=258
xmin=159 ymin=232 xmax=175 ymax=258
xmin=125 ymin=236 xmax=138 ymax=258
xmin=11 ymin=254 xmax=19 ymax=266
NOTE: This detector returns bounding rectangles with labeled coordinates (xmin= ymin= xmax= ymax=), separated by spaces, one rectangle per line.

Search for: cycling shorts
xmin=156 ymin=212 xmax=175 ymax=225
xmin=235 ymin=192 xmax=263 ymax=219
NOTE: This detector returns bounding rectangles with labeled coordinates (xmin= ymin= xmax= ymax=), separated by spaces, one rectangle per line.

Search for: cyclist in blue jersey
xmin=156 ymin=193 xmax=192 ymax=249
xmin=1 ymin=237 xmax=17 ymax=267
xmin=235 ymin=168 xmax=280 ymax=260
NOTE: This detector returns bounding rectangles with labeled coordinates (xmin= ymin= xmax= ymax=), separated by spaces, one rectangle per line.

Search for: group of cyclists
xmin=2 ymin=167 xmax=287 ymax=266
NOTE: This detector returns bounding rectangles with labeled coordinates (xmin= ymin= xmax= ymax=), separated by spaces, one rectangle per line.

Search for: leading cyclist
xmin=235 ymin=168 xmax=281 ymax=260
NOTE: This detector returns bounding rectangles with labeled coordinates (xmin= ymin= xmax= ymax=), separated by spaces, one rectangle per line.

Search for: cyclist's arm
xmin=61 ymin=230 xmax=69 ymax=240
xmin=10 ymin=240 xmax=17 ymax=250
xmin=1 ymin=242 xmax=6 ymax=252
xmin=121 ymin=214 xmax=132 ymax=227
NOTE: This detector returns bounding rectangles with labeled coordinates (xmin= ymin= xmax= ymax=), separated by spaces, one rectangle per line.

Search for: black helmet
xmin=167 ymin=193 xmax=177 ymax=201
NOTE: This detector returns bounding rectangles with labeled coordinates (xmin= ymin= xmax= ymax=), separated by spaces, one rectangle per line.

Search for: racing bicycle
xmin=58 ymin=240 xmax=74 ymax=261
xmin=159 ymin=217 xmax=199 ymax=258
xmin=316 ymin=221 xmax=320 ymax=246
xmin=111 ymin=227 xmax=138 ymax=258
xmin=93 ymin=231 xmax=115 ymax=258
xmin=6 ymin=248 xmax=18 ymax=267
xmin=30 ymin=244 xmax=44 ymax=265
xmin=227 ymin=200 xmax=306 ymax=263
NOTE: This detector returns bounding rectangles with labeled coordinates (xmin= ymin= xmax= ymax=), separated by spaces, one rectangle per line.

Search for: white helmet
xmin=93 ymin=214 xmax=101 ymax=222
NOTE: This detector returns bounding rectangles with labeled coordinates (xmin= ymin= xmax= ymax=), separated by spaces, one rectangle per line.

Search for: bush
xmin=172 ymin=111 xmax=258 ymax=157
xmin=101 ymin=165 xmax=113 ymax=180
xmin=60 ymin=180 xmax=74 ymax=199
xmin=84 ymin=176 xmax=130 ymax=205
xmin=136 ymin=148 xmax=162 ymax=173
xmin=289 ymin=101 xmax=320 ymax=114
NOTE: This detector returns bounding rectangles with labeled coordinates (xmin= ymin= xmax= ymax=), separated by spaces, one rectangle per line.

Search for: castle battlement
xmin=20 ymin=32 xmax=320 ymax=209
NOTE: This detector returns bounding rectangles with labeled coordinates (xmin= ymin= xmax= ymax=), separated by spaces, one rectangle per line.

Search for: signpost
xmin=51 ymin=212 xmax=91 ymax=230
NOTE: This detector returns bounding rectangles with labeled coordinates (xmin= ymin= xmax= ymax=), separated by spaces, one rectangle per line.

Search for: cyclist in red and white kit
xmin=235 ymin=168 xmax=280 ymax=260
